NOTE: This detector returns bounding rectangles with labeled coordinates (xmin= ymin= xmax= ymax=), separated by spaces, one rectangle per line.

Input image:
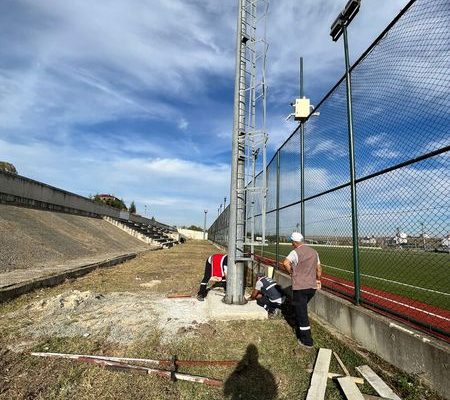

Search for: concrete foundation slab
xmin=206 ymin=290 xmax=268 ymax=321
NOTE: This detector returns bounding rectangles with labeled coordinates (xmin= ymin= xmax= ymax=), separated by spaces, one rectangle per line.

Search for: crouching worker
xmin=248 ymin=273 xmax=286 ymax=317
xmin=197 ymin=254 xmax=228 ymax=301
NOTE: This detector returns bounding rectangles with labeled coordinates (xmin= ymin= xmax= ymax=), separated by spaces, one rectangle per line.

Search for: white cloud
xmin=2 ymin=0 xmax=429 ymax=227
xmin=0 ymin=137 xmax=230 ymax=226
xmin=365 ymin=134 xmax=385 ymax=146
xmin=177 ymin=118 xmax=189 ymax=131
xmin=372 ymin=148 xmax=401 ymax=159
xmin=308 ymin=139 xmax=347 ymax=158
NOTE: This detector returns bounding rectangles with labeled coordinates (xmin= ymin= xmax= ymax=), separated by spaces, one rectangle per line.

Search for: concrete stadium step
xmin=105 ymin=218 xmax=181 ymax=249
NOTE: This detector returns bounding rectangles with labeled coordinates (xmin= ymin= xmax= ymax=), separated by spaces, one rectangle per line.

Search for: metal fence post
xmin=343 ymin=25 xmax=361 ymax=305
xmin=300 ymin=123 xmax=305 ymax=237
xmin=276 ymin=151 xmax=280 ymax=269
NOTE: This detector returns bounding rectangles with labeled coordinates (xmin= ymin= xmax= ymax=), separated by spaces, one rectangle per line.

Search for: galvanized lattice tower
xmin=225 ymin=0 xmax=269 ymax=304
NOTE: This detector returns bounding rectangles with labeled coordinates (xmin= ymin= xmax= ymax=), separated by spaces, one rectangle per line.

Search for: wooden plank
xmin=305 ymin=369 xmax=364 ymax=384
xmin=337 ymin=377 xmax=365 ymax=400
xmin=306 ymin=348 xmax=332 ymax=400
xmin=333 ymin=351 xmax=350 ymax=376
xmin=356 ymin=365 xmax=401 ymax=400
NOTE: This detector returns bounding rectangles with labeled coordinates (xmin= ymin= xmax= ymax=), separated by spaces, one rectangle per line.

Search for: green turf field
xmin=252 ymin=244 xmax=450 ymax=309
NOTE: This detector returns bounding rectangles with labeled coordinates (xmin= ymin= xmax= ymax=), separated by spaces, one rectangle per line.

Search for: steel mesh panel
xmin=253 ymin=172 xmax=263 ymax=216
xmin=357 ymin=154 xmax=450 ymax=311
xmin=279 ymin=204 xmax=301 ymax=239
xmin=304 ymin=84 xmax=350 ymax=199
xmin=208 ymin=205 xmax=229 ymax=248
xmin=304 ymin=187 xmax=354 ymax=298
xmin=266 ymin=157 xmax=278 ymax=212
xmin=353 ymin=0 xmax=450 ymax=178
xmin=279 ymin=130 xmax=301 ymax=208
xmin=255 ymin=210 xmax=276 ymax=260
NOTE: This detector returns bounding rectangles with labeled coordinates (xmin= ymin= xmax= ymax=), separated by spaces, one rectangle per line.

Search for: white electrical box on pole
xmin=226 ymin=0 xmax=269 ymax=305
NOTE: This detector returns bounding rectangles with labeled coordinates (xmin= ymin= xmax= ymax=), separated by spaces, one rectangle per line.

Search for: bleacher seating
xmin=120 ymin=220 xmax=179 ymax=249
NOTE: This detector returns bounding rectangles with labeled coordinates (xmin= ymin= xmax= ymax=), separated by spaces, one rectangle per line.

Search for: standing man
xmin=247 ymin=272 xmax=286 ymax=317
xmin=282 ymin=232 xmax=322 ymax=348
xmin=197 ymin=254 xmax=228 ymax=301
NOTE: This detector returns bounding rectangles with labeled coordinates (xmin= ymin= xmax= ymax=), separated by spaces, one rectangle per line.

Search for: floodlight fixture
xmin=330 ymin=0 xmax=361 ymax=42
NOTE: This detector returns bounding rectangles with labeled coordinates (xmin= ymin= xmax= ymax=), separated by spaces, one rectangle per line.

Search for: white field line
xmin=322 ymin=264 xmax=450 ymax=297
xmin=321 ymin=276 xmax=450 ymax=322
xmin=257 ymin=251 xmax=450 ymax=297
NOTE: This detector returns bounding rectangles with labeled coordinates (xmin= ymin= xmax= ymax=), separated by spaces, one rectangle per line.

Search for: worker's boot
xmin=197 ymin=288 xmax=207 ymax=301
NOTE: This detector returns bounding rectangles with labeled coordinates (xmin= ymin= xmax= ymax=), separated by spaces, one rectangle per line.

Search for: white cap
xmin=290 ymin=232 xmax=304 ymax=242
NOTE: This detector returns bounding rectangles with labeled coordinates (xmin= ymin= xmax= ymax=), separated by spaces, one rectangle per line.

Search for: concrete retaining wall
xmin=0 ymin=171 xmax=173 ymax=230
xmin=252 ymin=262 xmax=450 ymax=399
xmin=177 ymin=228 xmax=207 ymax=240
xmin=0 ymin=253 xmax=137 ymax=303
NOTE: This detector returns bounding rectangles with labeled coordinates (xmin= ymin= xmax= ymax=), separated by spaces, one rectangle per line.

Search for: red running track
xmin=253 ymin=254 xmax=450 ymax=342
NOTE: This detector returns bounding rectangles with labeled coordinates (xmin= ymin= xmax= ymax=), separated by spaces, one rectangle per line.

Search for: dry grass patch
xmin=0 ymin=240 xmax=444 ymax=399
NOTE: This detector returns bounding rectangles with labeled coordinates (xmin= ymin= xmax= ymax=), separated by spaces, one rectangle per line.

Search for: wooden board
xmin=333 ymin=351 xmax=350 ymax=376
xmin=337 ymin=377 xmax=365 ymax=400
xmin=306 ymin=348 xmax=332 ymax=400
xmin=356 ymin=365 xmax=401 ymax=400
xmin=305 ymin=370 xmax=364 ymax=384
xmin=166 ymin=294 xmax=192 ymax=298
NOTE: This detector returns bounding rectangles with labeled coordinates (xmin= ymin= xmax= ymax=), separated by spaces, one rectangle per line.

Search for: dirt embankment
xmin=0 ymin=204 xmax=151 ymax=273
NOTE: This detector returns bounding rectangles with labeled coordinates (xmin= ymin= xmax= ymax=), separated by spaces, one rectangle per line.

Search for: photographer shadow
xmin=279 ymin=285 xmax=300 ymax=337
xmin=224 ymin=344 xmax=277 ymax=400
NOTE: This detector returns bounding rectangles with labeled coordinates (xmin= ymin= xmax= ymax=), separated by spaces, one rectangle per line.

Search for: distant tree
xmin=184 ymin=225 xmax=203 ymax=232
xmin=129 ymin=201 xmax=136 ymax=214
xmin=93 ymin=194 xmax=127 ymax=210
xmin=0 ymin=161 xmax=17 ymax=174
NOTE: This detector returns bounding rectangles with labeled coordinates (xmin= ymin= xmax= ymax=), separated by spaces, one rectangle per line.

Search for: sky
xmin=0 ymin=0 xmax=413 ymax=227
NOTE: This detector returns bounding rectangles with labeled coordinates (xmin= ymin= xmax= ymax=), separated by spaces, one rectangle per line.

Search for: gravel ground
xmin=8 ymin=289 xmax=210 ymax=344
xmin=0 ymin=204 xmax=152 ymax=273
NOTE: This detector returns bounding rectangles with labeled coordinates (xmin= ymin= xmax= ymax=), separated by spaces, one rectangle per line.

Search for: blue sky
xmin=0 ymin=0 xmax=413 ymax=226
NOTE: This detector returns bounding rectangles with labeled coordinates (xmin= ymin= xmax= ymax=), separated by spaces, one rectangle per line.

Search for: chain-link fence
xmin=209 ymin=0 xmax=450 ymax=341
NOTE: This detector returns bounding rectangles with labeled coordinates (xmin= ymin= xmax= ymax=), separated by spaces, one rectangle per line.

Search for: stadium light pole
xmin=226 ymin=0 xmax=247 ymax=305
xmin=330 ymin=0 xmax=361 ymax=305
xmin=203 ymin=210 xmax=208 ymax=240
xmin=299 ymin=57 xmax=305 ymax=238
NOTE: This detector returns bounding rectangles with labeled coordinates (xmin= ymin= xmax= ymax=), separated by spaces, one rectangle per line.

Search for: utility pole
xmin=203 ymin=210 xmax=208 ymax=240
xmin=226 ymin=0 xmax=269 ymax=305
xmin=421 ymin=222 xmax=425 ymax=249
xmin=224 ymin=196 xmax=227 ymax=209
xmin=226 ymin=0 xmax=248 ymax=305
